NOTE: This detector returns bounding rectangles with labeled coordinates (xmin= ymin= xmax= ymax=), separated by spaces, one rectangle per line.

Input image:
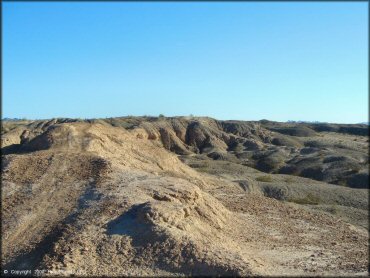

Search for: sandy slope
xmin=1 ymin=121 xmax=368 ymax=276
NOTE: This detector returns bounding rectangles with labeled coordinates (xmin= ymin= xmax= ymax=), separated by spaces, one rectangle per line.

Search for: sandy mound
xmin=40 ymin=175 xmax=257 ymax=276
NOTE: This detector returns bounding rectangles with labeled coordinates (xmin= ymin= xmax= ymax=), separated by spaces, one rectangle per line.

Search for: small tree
xmin=159 ymin=114 xmax=165 ymax=118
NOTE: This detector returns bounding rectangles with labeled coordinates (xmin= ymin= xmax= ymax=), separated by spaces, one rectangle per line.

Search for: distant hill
xmin=2 ymin=118 xmax=26 ymax=121
xmin=287 ymin=120 xmax=325 ymax=124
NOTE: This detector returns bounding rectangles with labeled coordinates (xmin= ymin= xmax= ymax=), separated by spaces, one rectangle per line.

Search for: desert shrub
xmin=256 ymin=175 xmax=273 ymax=182
xmin=207 ymin=151 xmax=238 ymax=162
xmin=327 ymin=205 xmax=338 ymax=214
xmin=262 ymin=185 xmax=288 ymax=200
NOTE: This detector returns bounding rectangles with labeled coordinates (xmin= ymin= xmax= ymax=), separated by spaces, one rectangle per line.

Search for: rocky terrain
xmin=1 ymin=116 xmax=369 ymax=276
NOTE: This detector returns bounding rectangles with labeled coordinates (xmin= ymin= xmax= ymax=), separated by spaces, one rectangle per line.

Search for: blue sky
xmin=3 ymin=2 xmax=368 ymax=123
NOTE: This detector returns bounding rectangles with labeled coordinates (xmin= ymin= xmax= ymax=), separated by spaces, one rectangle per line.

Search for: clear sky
xmin=3 ymin=2 xmax=368 ymax=123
